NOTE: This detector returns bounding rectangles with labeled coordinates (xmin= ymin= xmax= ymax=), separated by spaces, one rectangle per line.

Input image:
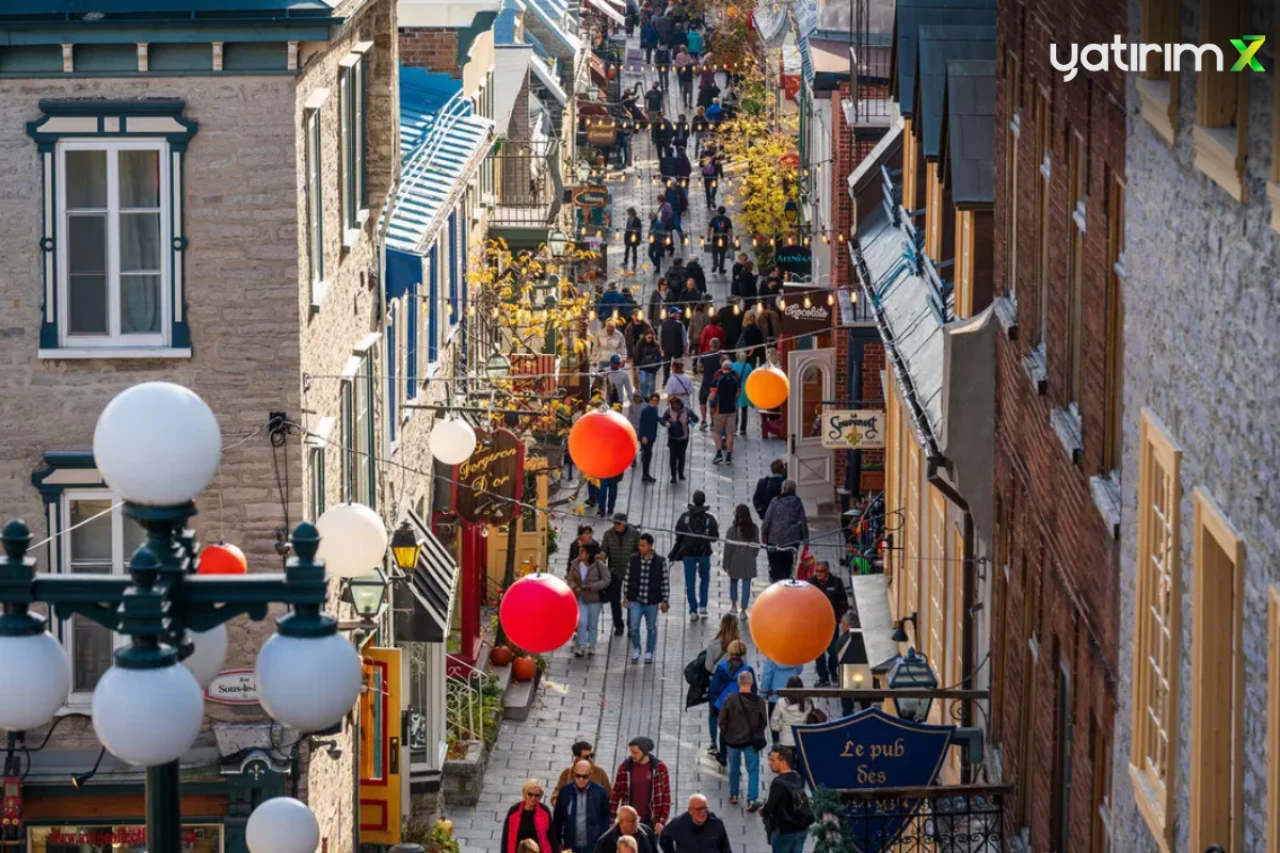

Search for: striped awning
xmin=392 ymin=510 xmax=459 ymax=644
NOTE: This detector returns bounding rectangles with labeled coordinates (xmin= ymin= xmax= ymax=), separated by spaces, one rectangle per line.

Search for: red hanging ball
xmin=198 ymin=542 xmax=248 ymax=575
xmin=499 ymin=574 xmax=579 ymax=654
xmin=568 ymin=410 xmax=638 ymax=479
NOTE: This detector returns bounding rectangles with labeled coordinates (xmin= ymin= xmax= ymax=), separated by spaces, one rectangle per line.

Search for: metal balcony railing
xmin=492 ymin=144 xmax=561 ymax=227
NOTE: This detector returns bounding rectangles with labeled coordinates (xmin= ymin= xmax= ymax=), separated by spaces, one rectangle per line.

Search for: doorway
xmin=788 ymin=347 xmax=835 ymax=504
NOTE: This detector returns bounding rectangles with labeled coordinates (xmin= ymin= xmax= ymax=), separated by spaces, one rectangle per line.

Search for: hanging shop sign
xmin=820 ymin=409 xmax=886 ymax=450
xmin=453 ymin=428 xmax=525 ymax=525
xmin=792 ymin=707 xmax=955 ymax=853
xmin=205 ymin=668 xmax=260 ymax=705
xmin=778 ymin=289 xmax=833 ymax=336
xmin=573 ymin=185 xmax=611 ymax=209
xmin=776 ymin=244 xmax=812 ymax=278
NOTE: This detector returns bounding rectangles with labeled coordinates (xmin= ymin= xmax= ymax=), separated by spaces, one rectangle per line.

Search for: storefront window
xmin=28 ymin=824 xmax=222 ymax=853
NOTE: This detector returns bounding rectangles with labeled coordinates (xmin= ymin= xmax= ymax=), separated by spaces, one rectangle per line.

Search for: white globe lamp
xmin=0 ymin=631 xmax=71 ymax=731
xmin=256 ymin=631 xmax=362 ymax=732
xmin=429 ymin=417 xmax=477 ymax=466
xmin=315 ymin=503 xmax=387 ymax=579
xmin=246 ymin=797 xmax=320 ymax=853
xmin=93 ymin=382 xmax=223 ymax=506
xmin=181 ymin=624 xmax=228 ymax=690
xmin=92 ymin=663 xmax=204 ymax=766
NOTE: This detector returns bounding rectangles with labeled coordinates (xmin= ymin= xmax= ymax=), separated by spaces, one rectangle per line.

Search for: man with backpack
xmin=761 ymin=746 xmax=813 ymax=853
xmin=707 ymin=206 xmax=733 ymax=271
xmin=672 ymin=490 xmax=718 ymax=619
xmin=707 ymin=355 xmax=741 ymax=464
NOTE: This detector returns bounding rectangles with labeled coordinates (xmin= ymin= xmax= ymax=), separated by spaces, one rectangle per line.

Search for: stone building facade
xmin=990 ymin=0 xmax=1127 ymax=848
xmin=1108 ymin=1 xmax=1280 ymax=851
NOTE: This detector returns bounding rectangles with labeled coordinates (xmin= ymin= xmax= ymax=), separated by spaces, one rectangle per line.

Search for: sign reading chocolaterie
xmin=453 ymin=428 xmax=525 ymax=525
xmin=778 ymin=289 xmax=834 ymax=336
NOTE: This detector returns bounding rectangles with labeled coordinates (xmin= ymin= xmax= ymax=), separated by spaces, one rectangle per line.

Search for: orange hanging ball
xmin=749 ymin=580 xmax=836 ymax=666
xmin=198 ymin=542 xmax=248 ymax=575
xmin=568 ymin=410 xmax=638 ymax=479
xmin=745 ymin=365 xmax=789 ymax=410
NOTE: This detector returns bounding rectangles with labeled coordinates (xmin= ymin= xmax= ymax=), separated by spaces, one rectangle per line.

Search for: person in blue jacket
xmin=706 ymin=640 xmax=756 ymax=765
xmin=596 ymin=282 xmax=630 ymax=322
xmin=554 ymin=758 xmax=611 ymax=853
xmin=758 ymin=655 xmax=804 ymax=743
xmin=640 ymin=17 xmax=659 ymax=64
xmin=638 ymin=393 xmax=661 ymax=483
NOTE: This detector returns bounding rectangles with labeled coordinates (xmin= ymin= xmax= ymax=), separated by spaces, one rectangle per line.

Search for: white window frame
xmin=305 ymin=106 xmax=327 ymax=305
xmin=59 ymin=489 xmax=134 ymax=708
xmin=339 ymin=52 xmax=369 ymax=247
xmin=56 ymin=139 xmax=171 ymax=349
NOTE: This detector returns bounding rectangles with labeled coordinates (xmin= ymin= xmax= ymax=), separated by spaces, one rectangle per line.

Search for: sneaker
xmin=711 ymin=452 xmax=722 ymax=465
xmin=597 ymin=509 xmax=606 ymax=517
xmin=644 ymin=652 xmax=654 ymax=664
xmin=587 ymin=645 xmax=595 ymax=657
xmin=815 ymin=679 xmax=832 ymax=688
xmin=614 ymin=625 xmax=625 ymax=637
xmin=699 ymin=421 xmax=709 ymax=431
xmin=705 ymin=745 xmax=718 ymax=756
xmin=690 ymin=612 xmax=700 ymax=621
xmin=678 ymin=473 xmax=686 ymax=480
xmin=724 ymin=452 xmax=733 ymax=464
xmin=671 ymin=476 xmax=679 ymax=483
xmin=631 ymin=649 xmax=640 ymax=663
xmin=740 ymin=607 xmax=750 ymax=619
xmin=698 ymin=608 xmax=708 ymax=618
xmin=585 ymin=498 xmax=597 ymax=508
xmin=643 ymin=476 xmax=658 ymax=483
xmin=747 ymin=801 xmax=763 ymax=813
xmin=728 ymin=796 xmax=739 ymax=806
xmin=573 ymin=647 xmax=584 ymax=657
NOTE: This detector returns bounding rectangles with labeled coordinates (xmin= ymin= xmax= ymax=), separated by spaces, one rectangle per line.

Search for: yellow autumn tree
xmin=715 ymin=108 xmax=799 ymax=267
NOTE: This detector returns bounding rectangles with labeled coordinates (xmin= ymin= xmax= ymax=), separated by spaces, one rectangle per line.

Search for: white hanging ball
xmin=246 ymin=797 xmax=320 ymax=853
xmin=182 ymin=624 xmax=228 ymax=690
xmin=256 ymin=632 xmax=362 ymax=733
xmin=315 ymin=503 xmax=388 ymax=579
xmin=93 ymin=382 xmax=222 ymax=506
xmin=92 ymin=664 xmax=204 ymax=766
xmin=0 ymin=632 xmax=71 ymax=731
xmin=429 ymin=417 xmax=478 ymax=466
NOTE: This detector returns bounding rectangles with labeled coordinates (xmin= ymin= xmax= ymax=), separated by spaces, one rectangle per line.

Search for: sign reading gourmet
xmin=778 ymin=289 xmax=833 ymax=336
xmin=453 ymin=428 xmax=525 ymax=525
xmin=821 ymin=409 xmax=886 ymax=450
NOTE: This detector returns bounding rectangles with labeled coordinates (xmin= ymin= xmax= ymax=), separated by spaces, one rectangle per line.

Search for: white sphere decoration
xmin=181 ymin=624 xmax=228 ymax=690
xmin=92 ymin=663 xmax=204 ymax=766
xmin=256 ymin=632 xmax=361 ymax=732
xmin=429 ymin=417 xmax=478 ymax=466
xmin=0 ymin=632 xmax=71 ymax=731
xmin=93 ymin=382 xmax=222 ymax=506
xmin=315 ymin=503 xmax=388 ymax=580
xmin=246 ymin=797 xmax=320 ymax=853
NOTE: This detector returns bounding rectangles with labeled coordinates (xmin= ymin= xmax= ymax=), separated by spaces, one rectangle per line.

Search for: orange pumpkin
xmin=745 ymin=366 xmax=790 ymax=410
xmin=198 ymin=542 xmax=248 ymax=575
xmin=567 ymin=410 xmax=638 ymax=479
xmin=489 ymin=645 xmax=514 ymax=667
xmin=749 ymin=580 xmax=836 ymax=666
xmin=512 ymin=655 xmax=537 ymax=682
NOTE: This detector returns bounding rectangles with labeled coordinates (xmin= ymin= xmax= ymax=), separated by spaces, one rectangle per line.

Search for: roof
xmin=387 ymin=68 xmax=493 ymax=255
xmin=891 ymin=0 xmax=994 ymax=115
xmin=0 ymin=0 xmax=337 ymax=21
xmin=915 ymin=24 xmax=995 ymax=158
xmin=526 ymin=0 xmax=580 ymax=54
xmin=493 ymin=0 xmax=526 ymax=46
xmin=850 ymin=114 xmax=904 ymax=196
xmin=943 ymin=59 xmax=996 ymax=206
xmin=811 ymin=38 xmax=851 ymax=77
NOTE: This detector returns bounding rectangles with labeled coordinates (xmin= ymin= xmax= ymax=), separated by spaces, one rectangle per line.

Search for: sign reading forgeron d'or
xmin=453 ymin=428 xmax=525 ymax=525
xmin=821 ymin=409 xmax=886 ymax=450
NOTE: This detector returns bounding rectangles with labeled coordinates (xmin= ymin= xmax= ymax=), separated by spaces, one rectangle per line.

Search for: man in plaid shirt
xmin=624 ymin=533 xmax=670 ymax=664
xmin=610 ymin=736 xmax=672 ymax=834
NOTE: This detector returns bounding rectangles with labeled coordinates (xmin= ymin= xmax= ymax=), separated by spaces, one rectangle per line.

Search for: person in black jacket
xmin=732 ymin=258 xmax=757 ymax=304
xmin=659 ymin=308 xmax=686 ymax=380
xmin=658 ymin=796 xmax=732 ymax=853
xmin=737 ymin=313 xmax=765 ymax=367
xmin=761 ymin=747 xmax=812 ymax=853
xmin=685 ymin=257 xmax=706 ymax=294
xmin=717 ymin=302 xmax=743 ymax=352
xmin=625 ymin=534 xmax=670 ymax=664
xmin=645 ymin=82 xmax=665 ymax=115
xmin=555 ymin=759 xmax=612 ymax=853
xmin=673 ymin=491 xmax=719 ymax=619
xmin=807 ymin=560 xmax=850 ymax=687
xmin=654 ymin=44 xmax=672 ymax=92
xmin=652 ymin=115 xmax=675 ymax=150
xmin=595 ymin=806 xmax=658 ymax=853
xmin=752 ymin=460 xmax=786 ymax=521
xmin=624 ymin=207 xmax=643 ymax=270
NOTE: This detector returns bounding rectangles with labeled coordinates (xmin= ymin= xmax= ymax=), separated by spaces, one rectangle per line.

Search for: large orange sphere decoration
xmin=749 ymin=580 xmax=836 ymax=665
xmin=568 ymin=410 xmax=638 ymax=479
xmin=198 ymin=542 xmax=248 ymax=575
xmin=499 ymin=573 xmax=580 ymax=653
xmin=745 ymin=366 xmax=790 ymax=410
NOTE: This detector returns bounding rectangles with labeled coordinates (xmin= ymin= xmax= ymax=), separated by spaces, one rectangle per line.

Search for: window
xmin=1268 ymin=585 xmax=1280 ymax=853
xmin=428 ymin=242 xmax=440 ymax=363
xmin=886 ymin=383 xmax=900 ymax=586
xmin=905 ymin=437 xmax=921 ymax=643
xmin=927 ymin=487 xmax=947 ymax=720
xmin=448 ymin=211 xmax=460 ymax=327
xmin=1005 ymin=51 xmax=1021 ymax=302
xmin=1189 ymin=488 xmax=1245 ymax=853
xmin=1016 ymin=608 xmax=1038 ymax=827
xmin=339 ymin=54 xmax=368 ymax=241
xmin=407 ymin=272 xmax=419 ymax=400
xmin=1193 ymin=0 xmax=1250 ymax=201
xmin=1102 ymin=173 xmax=1125 ymax=471
xmin=59 ymin=142 xmax=168 ymax=347
xmin=1065 ymin=130 xmax=1085 ymax=403
xmin=1129 ymin=408 xmax=1182 ymax=851
xmin=1136 ymin=0 xmax=1181 ymax=142
xmin=308 ymin=446 xmax=326 ymax=521
xmin=305 ymin=107 xmax=325 ymax=300
xmin=341 ymin=378 xmax=354 ymax=502
xmin=60 ymin=493 xmax=145 ymax=698
xmin=387 ymin=303 xmax=398 ymax=445
xmin=1050 ymin=643 xmax=1072 ymax=853
xmin=991 ymin=495 xmax=1007 ymax=744
xmin=353 ymin=354 xmax=375 ymax=508
xmin=1033 ymin=87 xmax=1050 ymax=348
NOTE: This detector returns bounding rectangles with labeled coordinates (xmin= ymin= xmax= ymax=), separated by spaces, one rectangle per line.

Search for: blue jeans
xmin=577 ymin=601 xmax=602 ymax=648
xmin=771 ymin=830 xmax=807 ymax=853
xmin=727 ymin=745 xmax=760 ymax=800
xmin=730 ymin=578 xmax=752 ymax=608
xmin=629 ymin=602 xmax=659 ymax=653
xmin=598 ymin=478 xmax=618 ymax=513
xmin=683 ymin=556 xmax=710 ymax=612
xmin=708 ymin=713 xmax=724 ymax=762
xmin=639 ymin=370 xmax=657 ymax=397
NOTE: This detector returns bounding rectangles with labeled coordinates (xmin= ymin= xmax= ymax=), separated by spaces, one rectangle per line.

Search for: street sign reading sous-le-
xmin=205 ymin=669 xmax=260 ymax=705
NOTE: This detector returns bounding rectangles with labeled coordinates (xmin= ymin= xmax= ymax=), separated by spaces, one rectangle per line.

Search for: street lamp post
xmin=0 ymin=382 xmax=369 ymax=853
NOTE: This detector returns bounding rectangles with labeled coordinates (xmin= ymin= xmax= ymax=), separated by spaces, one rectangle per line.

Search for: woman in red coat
xmin=502 ymin=779 xmax=558 ymax=853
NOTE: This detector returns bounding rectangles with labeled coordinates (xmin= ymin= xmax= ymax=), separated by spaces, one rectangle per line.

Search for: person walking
xmin=652 ymin=12 xmax=672 ymax=54
xmin=759 ymin=657 xmax=803 ymax=737
xmin=554 ymin=759 xmax=611 ymax=853
xmin=659 ymin=395 xmax=690 ymax=481
xmin=659 ymin=307 xmax=686 ymax=380
xmin=761 ymin=480 xmax=809 ymax=582
xmin=761 ymin=747 xmax=814 ymax=853
xmin=737 ymin=310 xmax=765 ymax=366
xmin=756 ymin=300 xmax=782 ymax=344
xmin=502 ymin=780 xmax=557 ymax=853
xmin=636 ymin=395 xmax=661 ymax=483
xmin=594 ymin=321 xmax=627 ymax=369
xmin=610 ymin=737 xmax=672 ymax=833
xmin=568 ymin=543 xmax=611 ymax=657
xmin=597 ymin=471 xmax=622 ymax=517
xmin=624 ymin=534 xmax=670 ymax=664
xmin=675 ymin=48 xmax=695 ymax=107
xmin=701 ymin=615 xmax=741 ymax=762
xmin=806 ymin=559 xmax=850 ymax=686
xmin=553 ymin=742 xmax=612 ymax=806
xmin=685 ymin=25 xmax=703 ymax=59
xmin=685 ymin=256 xmax=707 ymax=294
xmin=769 ymin=676 xmax=814 ymax=748
xmin=654 ymin=43 xmax=671 ymax=92
xmin=752 ymin=460 xmax=786 ymax=522
xmin=636 ymin=336 xmax=663 ymax=401
xmin=647 ymin=278 xmax=671 ymax=326
xmin=663 ymin=357 xmax=695 ymax=408
xmin=673 ymin=112 xmax=692 ymax=151
xmin=718 ymin=670 xmax=768 ymax=809
xmin=721 ymin=504 xmax=759 ymax=617
xmin=706 ymin=204 xmax=732 ymax=267
xmin=604 ymin=355 xmax=633 ymax=407
xmin=567 ymin=524 xmax=598 ymax=569
xmin=698 ymin=311 xmax=724 ymax=355
xmin=707 ymin=355 xmax=740 ymax=464
xmin=658 ymin=796 xmax=731 ymax=853
xmin=640 ymin=17 xmax=659 ymax=63
xmin=708 ymin=640 xmax=755 ymax=765
xmin=624 ymin=208 xmax=644 ymax=269
xmin=731 ymin=258 xmax=756 ymax=303
xmin=672 ymin=490 xmax=719 ymax=619
xmin=696 ymin=339 xmax=721 ymax=425
xmin=834 ymin=612 xmax=865 ymax=717
xmin=595 ymin=807 xmax=658 ymax=853
xmin=601 ymin=513 xmax=641 ymax=635
xmin=731 ymin=352 xmax=753 ymax=435
xmin=648 ymin=214 xmax=668 ymax=276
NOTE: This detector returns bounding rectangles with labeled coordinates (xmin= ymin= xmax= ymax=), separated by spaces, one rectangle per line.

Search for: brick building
xmin=988 ymin=0 xmax=1127 ymax=848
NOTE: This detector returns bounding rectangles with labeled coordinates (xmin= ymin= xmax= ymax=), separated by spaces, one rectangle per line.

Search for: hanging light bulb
xmin=467 ymin=304 xmax=476 ymax=318
xmin=612 ymin=308 xmax=620 ymax=321
xmin=699 ymin=237 xmax=706 ymax=248
xmin=823 ymin=234 xmax=830 ymax=243
xmin=778 ymin=297 xmax=787 ymax=310
xmin=446 ymin=302 xmax=453 ymax=316
xmin=683 ymin=236 xmax=690 ymax=246
xmin=684 ymin=305 xmax=692 ymax=319
xmin=838 ymin=233 xmax=847 ymax=243
xmin=803 ymin=295 xmax=812 ymax=308
xmin=733 ymin=301 xmax=741 ymax=315
xmin=850 ymin=290 xmax=858 ymax=304
xmin=614 ymin=229 xmax=621 ymax=241
xmin=481 ymin=525 xmax=489 ymax=538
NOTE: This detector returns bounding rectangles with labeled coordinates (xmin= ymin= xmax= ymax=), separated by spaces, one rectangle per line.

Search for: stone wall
xmin=1108 ymin=1 xmax=1280 ymax=851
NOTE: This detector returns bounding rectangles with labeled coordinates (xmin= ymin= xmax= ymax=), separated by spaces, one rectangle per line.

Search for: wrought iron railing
xmin=850 ymin=0 xmax=894 ymax=125
xmin=492 ymin=145 xmax=561 ymax=227
xmin=834 ymin=784 xmax=1009 ymax=852
xmin=444 ymin=659 xmax=497 ymax=747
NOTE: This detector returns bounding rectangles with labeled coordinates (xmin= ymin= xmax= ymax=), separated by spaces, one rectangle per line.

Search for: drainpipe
xmin=926 ymin=453 xmax=974 ymax=784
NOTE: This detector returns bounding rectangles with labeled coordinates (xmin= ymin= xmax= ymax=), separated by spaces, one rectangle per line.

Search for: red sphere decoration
xmin=499 ymin=573 xmax=579 ymax=654
xmin=749 ymin=580 xmax=836 ymax=665
xmin=568 ymin=410 xmax=638 ymax=479
xmin=198 ymin=542 xmax=248 ymax=575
